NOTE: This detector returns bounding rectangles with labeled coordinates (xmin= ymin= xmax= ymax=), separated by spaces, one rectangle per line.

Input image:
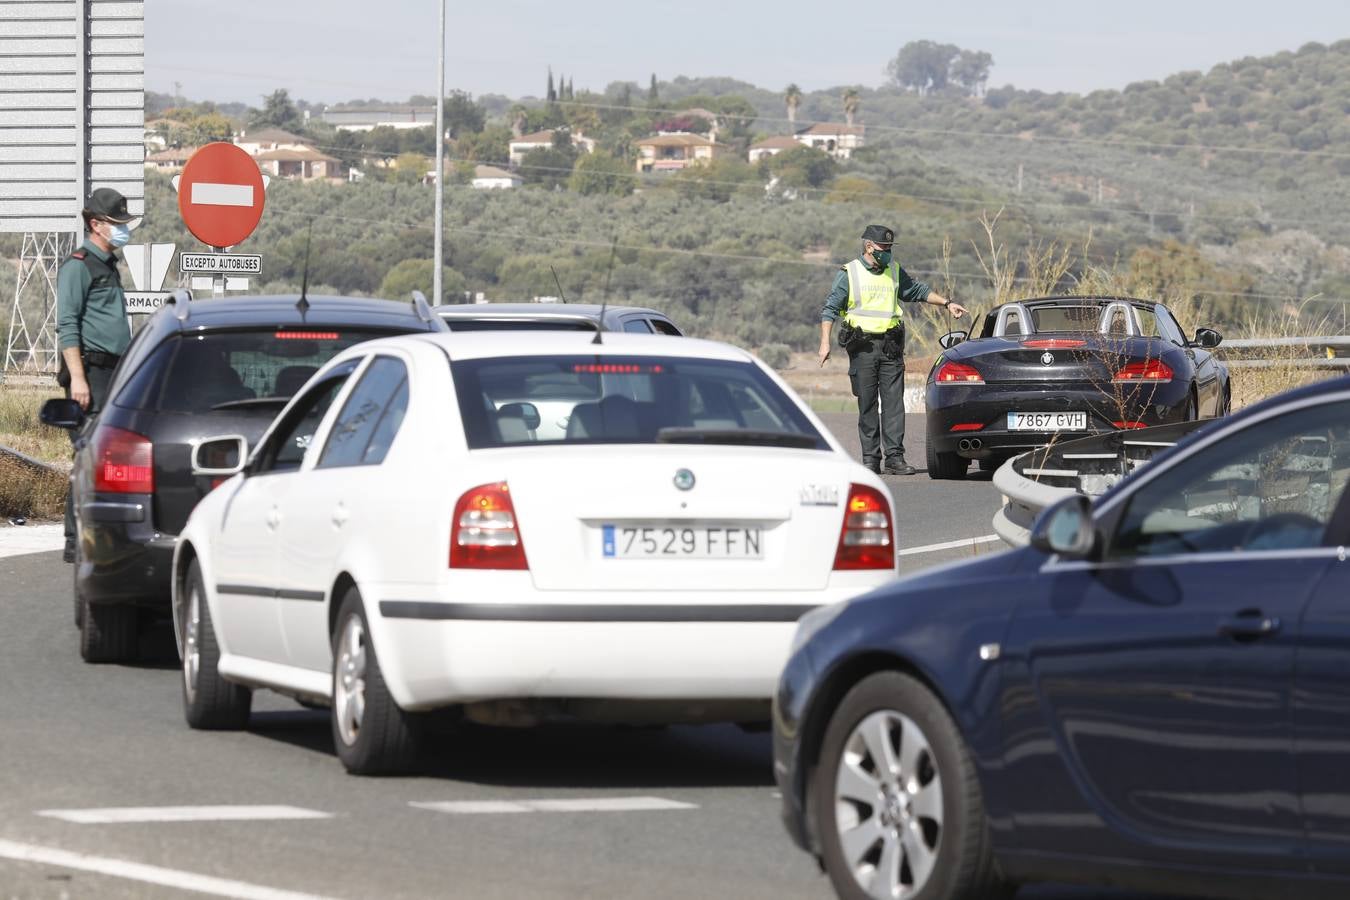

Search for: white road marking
xmin=898 ymin=534 xmax=1002 ymax=557
xmin=410 ymin=796 xmax=697 ymax=815
xmin=0 ymin=838 xmax=336 ymax=900
xmin=190 ymin=182 xmax=254 ymax=207
xmin=37 ymin=805 xmax=333 ymax=824
xmin=0 ymin=523 xmax=65 ymax=560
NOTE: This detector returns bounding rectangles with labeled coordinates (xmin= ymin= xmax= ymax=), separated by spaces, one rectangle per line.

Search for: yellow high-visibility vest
xmin=843 ymin=259 xmax=902 ymax=334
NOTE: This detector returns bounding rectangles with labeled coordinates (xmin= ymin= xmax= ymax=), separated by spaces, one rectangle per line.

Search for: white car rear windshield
xmin=453 ymin=355 xmax=828 ymax=450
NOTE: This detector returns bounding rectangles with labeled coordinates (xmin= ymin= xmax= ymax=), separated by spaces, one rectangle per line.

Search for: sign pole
xmin=433 ymin=0 xmax=445 ymax=306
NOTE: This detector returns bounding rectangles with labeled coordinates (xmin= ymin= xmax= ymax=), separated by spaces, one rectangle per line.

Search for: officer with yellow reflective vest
xmin=819 ymin=225 xmax=966 ymax=475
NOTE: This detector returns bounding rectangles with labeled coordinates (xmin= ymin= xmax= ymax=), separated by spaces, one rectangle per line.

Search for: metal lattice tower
xmin=4 ymin=232 xmax=74 ymax=373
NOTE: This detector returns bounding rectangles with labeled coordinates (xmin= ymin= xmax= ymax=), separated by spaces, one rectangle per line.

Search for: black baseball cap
xmin=861 ymin=224 xmax=894 ymax=244
xmin=84 ymin=187 xmax=136 ymax=224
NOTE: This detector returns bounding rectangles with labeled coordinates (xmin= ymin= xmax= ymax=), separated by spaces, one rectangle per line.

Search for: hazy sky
xmin=146 ymin=1 xmax=1346 ymax=106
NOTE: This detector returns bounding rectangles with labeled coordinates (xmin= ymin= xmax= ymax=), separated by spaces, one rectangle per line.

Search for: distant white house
xmin=507 ymin=129 xmax=596 ymax=168
xmin=233 ymin=128 xmax=310 ymax=156
xmin=322 ymin=105 xmax=438 ymax=132
xmin=747 ymin=135 xmax=800 ymax=163
xmin=472 ymin=165 xmax=522 ymax=190
xmin=144 ymin=146 xmax=195 ymax=172
xmin=794 ymin=123 xmax=865 ymax=160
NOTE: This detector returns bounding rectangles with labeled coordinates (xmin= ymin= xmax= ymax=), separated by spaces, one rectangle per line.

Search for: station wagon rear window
xmin=453 ymin=355 xmax=827 ymax=450
xmin=115 ymin=328 xmax=398 ymax=414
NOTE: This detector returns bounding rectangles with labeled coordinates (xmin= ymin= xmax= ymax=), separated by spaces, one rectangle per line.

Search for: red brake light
xmin=935 ymin=362 xmax=984 ymax=385
xmin=833 ymin=484 xmax=894 ymax=571
xmin=275 ymin=331 xmax=339 ymax=340
xmin=1023 ymin=339 xmax=1085 ymax=349
xmin=949 ymin=423 xmax=984 ymax=432
xmin=450 ymin=482 xmax=528 ymax=570
xmin=571 ymin=364 xmax=663 ymax=374
xmin=1112 ymin=421 xmax=1149 ymax=430
xmin=93 ymin=426 xmax=153 ymax=494
xmin=1113 ymin=360 xmax=1173 ymax=383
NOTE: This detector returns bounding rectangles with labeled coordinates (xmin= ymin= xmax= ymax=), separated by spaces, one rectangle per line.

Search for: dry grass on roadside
xmin=0 ymin=385 xmax=69 ymax=520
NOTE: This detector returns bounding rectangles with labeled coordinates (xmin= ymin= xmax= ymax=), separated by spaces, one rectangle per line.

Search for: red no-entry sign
xmin=177 ymin=142 xmax=266 ymax=248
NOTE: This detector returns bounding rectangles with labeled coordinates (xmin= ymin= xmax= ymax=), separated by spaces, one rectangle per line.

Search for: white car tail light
xmin=450 ymin=482 xmax=528 ymax=570
xmin=833 ymin=484 xmax=894 ymax=571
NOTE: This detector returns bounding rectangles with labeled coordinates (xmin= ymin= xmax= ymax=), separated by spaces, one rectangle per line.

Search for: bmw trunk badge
xmin=673 ymin=469 xmax=696 ymax=491
xmin=1041 ymin=351 xmax=1055 ymax=366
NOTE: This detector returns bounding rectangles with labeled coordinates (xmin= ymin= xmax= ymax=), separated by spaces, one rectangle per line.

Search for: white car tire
xmin=331 ymin=587 xmax=420 ymax=775
xmin=181 ymin=559 xmax=252 ymax=730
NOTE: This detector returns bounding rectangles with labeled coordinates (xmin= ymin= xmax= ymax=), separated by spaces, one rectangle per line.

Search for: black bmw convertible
xmin=924 ymin=296 xmax=1230 ymax=479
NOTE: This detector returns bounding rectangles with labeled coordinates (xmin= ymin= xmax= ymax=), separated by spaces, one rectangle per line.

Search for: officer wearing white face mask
xmin=57 ymin=187 xmax=137 ymax=563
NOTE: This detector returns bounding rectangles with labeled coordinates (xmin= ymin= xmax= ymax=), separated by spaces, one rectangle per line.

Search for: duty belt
xmin=82 ymin=349 xmax=121 ymax=368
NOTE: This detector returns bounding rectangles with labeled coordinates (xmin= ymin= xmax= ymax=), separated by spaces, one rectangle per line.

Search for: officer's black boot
xmin=883 ymin=455 xmax=917 ymax=476
xmin=862 ymin=459 xmax=881 ymax=474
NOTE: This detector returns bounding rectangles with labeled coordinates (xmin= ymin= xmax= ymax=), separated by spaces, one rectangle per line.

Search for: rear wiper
xmin=210 ymin=397 xmax=291 ymax=411
xmin=655 ymin=427 xmax=819 ymax=449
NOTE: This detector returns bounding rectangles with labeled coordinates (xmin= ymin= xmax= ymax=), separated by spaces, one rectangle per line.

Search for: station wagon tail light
xmin=1113 ymin=360 xmax=1173 ymax=383
xmin=935 ymin=362 xmax=983 ymax=384
xmin=1023 ymin=339 xmax=1086 ymax=349
xmin=450 ymin=481 xmax=528 ymax=570
xmin=833 ymin=484 xmax=894 ymax=571
xmin=93 ymin=426 xmax=153 ymax=494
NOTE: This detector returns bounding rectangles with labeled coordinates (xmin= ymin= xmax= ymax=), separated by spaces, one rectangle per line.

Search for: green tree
xmin=784 ymin=83 xmax=802 ymax=126
xmin=769 ymin=145 xmax=837 ymax=190
xmin=648 ymin=74 xmax=659 ymax=104
xmin=393 ymin=152 xmax=429 ymax=184
xmin=456 ymin=125 xmax=512 ymax=166
xmin=885 ymin=41 xmax=960 ymax=94
xmin=249 ymin=88 xmax=304 ymax=132
xmin=569 ymin=152 xmax=633 ymax=196
xmin=442 ymin=91 xmax=485 ymax=137
xmin=842 ymin=88 xmax=860 ymax=126
xmin=378 ymin=258 xmax=466 ymax=301
xmin=187 ymin=113 xmax=235 ymax=145
xmin=520 ymin=144 xmax=578 ymax=189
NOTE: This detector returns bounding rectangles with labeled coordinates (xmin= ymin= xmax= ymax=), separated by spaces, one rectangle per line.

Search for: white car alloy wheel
xmin=333 ymin=613 xmax=367 ymax=747
xmin=834 ymin=710 xmax=944 ymax=898
xmin=182 ymin=580 xmax=201 ymax=703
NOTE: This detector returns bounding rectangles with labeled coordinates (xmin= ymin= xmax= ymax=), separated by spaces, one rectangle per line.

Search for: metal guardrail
xmin=0 ymin=443 xmax=64 ymax=477
xmin=1219 ymin=336 xmax=1350 ymax=369
xmin=992 ymin=420 xmax=1211 ymax=547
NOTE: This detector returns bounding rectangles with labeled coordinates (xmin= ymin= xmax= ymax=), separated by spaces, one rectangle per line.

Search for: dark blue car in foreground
xmin=775 ymin=375 xmax=1350 ymax=900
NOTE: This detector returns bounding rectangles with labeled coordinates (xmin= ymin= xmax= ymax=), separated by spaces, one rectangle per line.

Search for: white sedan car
xmin=173 ymin=332 xmax=897 ymax=773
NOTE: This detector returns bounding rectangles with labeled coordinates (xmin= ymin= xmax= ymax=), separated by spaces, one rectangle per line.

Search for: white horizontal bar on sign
xmin=0 ymin=164 xmax=75 ymax=181
xmin=89 ymin=145 xmax=142 ymax=163
xmin=89 ymin=162 xmax=141 ymax=180
xmin=411 ymin=796 xmax=697 ymax=815
xmin=0 ymin=110 xmax=78 ymax=126
xmin=0 ymin=57 xmax=75 ymax=74
xmin=0 ymin=182 xmax=77 ymax=199
xmin=90 ymin=55 xmax=142 ymax=73
xmin=0 ymin=838 xmax=338 ymax=900
xmin=0 ymin=5 xmax=80 ymax=20
xmin=192 ymin=182 xmax=254 ymax=207
xmin=0 ymin=217 xmax=79 ymax=232
xmin=91 ymin=73 xmax=143 ymax=92
xmin=89 ymin=125 xmax=143 ymax=143
xmin=2 ymin=74 xmax=78 ymax=92
xmin=3 ymin=22 xmax=77 ymax=39
xmin=0 ymin=127 xmax=79 ymax=147
xmin=89 ymin=37 xmax=143 ymax=54
xmin=0 ymin=199 xmax=75 ymax=216
xmin=90 ymin=18 xmax=144 ymax=37
xmin=0 ymin=38 xmax=80 ymax=55
xmin=89 ymin=2 xmax=146 ymax=19
xmin=37 ymin=805 xmax=333 ymax=825
xmin=88 ymin=91 xmax=143 ymax=110
xmin=0 ymin=92 xmax=77 ymax=111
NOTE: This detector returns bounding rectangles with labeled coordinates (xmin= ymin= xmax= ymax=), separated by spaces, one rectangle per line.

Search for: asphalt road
xmin=0 ymin=414 xmax=1191 ymax=899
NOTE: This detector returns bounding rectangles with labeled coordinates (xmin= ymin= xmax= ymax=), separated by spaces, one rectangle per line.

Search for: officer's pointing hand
xmin=948 ymin=301 xmax=968 ymax=319
xmin=818 ymin=343 xmax=831 ymax=367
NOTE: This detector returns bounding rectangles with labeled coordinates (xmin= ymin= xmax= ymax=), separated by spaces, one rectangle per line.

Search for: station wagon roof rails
xmin=410 ymin=291 xmax=446 ymax=330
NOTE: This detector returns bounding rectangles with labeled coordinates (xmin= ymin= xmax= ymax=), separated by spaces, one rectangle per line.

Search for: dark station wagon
xmin=48 ymin=293 xmax=445 ymax=663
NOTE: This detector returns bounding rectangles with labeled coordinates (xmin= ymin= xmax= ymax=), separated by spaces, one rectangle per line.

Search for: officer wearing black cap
xmin=57 ymin=187 xmax=136 ymax=562
xmin=819 ymin=225 xmax=966 ymax=475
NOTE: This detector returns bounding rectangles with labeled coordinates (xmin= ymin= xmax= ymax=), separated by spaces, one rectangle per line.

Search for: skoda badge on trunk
xmin=673 ymin=469 xmax=696 ymax=491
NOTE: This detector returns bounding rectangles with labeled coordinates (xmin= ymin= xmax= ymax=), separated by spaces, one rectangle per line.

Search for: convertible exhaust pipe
xmin=969 ymin=438 xmax=983 ymax=450
xmin=958 ymin=439 xmax=971 ymax=451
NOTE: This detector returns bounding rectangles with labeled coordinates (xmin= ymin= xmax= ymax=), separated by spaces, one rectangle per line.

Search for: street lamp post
xmin=433 ymin=0 xmax=446 ymax=305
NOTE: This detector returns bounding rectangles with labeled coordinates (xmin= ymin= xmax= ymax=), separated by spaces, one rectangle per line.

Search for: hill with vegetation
xmin=24 ymin=40 xmax=1350 ymax=355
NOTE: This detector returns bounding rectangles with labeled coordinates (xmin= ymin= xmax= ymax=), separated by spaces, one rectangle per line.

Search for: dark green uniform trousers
xmin=847 ymin=337 xmax=905 ymax=466
xmin=63 ymin=361 xmax=115 ymax=552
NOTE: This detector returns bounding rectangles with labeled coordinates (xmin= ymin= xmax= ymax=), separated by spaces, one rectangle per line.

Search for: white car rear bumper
xmin=366 ymin=580 xmax=889 ymax=713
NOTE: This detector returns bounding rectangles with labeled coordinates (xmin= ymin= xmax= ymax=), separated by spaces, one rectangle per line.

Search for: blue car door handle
xmin=1219 ymin=611 xmax=1281 ymax=640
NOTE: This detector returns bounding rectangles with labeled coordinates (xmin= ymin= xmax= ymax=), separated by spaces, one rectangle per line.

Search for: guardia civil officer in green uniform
xmin=819 ymin=225 xmax=966 ymax=475
xmin=58 ymin=187 xmax=136 ymax=562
